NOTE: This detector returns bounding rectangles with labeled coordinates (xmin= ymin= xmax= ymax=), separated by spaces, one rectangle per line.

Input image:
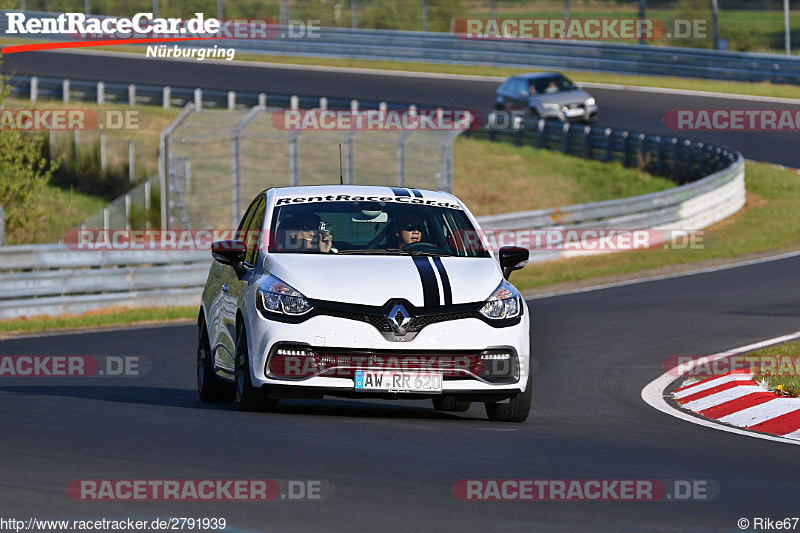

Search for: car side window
xmin=244 ymin=198 xmax=266 ymax=267
xmin=237 ymin=198 xmax=261 ymax=235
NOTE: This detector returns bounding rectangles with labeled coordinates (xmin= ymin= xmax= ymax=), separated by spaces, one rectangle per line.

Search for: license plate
xmin=564 ymin=108 xmax=585 ymax=117
xmin=354 ymin=371 xmax=443 ymax=393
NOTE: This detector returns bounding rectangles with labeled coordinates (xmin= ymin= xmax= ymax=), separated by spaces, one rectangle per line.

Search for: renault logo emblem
xmin=387 ymin=304 xmax=412 ymax=336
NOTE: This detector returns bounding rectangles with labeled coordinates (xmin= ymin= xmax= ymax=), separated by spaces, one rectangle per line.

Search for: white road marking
xmin=577 ymin=81 xmax=800 ymax=105
xmin=641 ymin=330 xmax=800 ymax=446
xmin=525 ymin=249 xmax=800 ymax=301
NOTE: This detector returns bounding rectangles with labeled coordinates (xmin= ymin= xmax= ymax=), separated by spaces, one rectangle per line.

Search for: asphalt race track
xmin=2 ymin=256 xmax=799 ymax=531
xmin=1 ymin=50 xmax=799 ymax=531
xmin=3 ymin=50 xmax=800 ymax=167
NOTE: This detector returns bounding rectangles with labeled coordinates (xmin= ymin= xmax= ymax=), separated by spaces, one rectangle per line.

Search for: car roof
xmin=508 ymin=72 xmax=566 ymax=81
xmin=266 ymin=184 xmax=458 ymax=203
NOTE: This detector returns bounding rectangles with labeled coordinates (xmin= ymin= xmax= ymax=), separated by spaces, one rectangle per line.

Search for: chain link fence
xmin=164 ymin=103 xmax=461 ymax=230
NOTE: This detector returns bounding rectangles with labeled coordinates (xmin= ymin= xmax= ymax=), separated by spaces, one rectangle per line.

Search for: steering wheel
xmin=401 ymin=242 xmax=441 ymax=253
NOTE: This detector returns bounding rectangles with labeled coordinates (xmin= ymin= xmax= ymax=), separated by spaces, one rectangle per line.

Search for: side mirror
xmin=212 ymin=240 xmax=246 ymax=266
xmin=499 ymin=246 xmax=529 ymax=280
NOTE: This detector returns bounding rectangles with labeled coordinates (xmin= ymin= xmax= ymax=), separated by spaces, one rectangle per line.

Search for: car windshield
xmin=530 ymin=75 xmax=578 ymax=95
xmin=267 ymin=199 xmax=490 ymax=257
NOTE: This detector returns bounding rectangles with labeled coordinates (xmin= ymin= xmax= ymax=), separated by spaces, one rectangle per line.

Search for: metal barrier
xmin=0 ymin=152 xmax=744 ymax=319
xmin=0 ymin=63 xmax=746 ymax=319
xmin=2 ymin=11 xmax=799 ymax=85
xmin=0 ymin=245 xmax=210 ymax=320
xmin=471 ymin=117 xmax=737 ymax=183
xmin=231 ymin=27 xmax=800 ymax=85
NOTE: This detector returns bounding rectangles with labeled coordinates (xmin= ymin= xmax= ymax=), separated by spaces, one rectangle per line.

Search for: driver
xmin=391 ymin=212 xmax=426 ymax=248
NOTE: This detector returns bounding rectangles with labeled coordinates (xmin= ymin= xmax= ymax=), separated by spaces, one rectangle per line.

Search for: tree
xmin=0 ymin=80 xmax=58 ymax=234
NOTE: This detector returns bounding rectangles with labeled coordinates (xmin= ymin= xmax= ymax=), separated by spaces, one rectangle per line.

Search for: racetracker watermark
xmin=67 ymin=479 xmax=330 ymax=500
xmin=62 ymin=229 xmax=708 ymax=252
xmin=271 ymin=109 xmax=478 ymax=131
xmin=0 ymin=109 xmax=148 ymax=131
xmin=665 ymin=355 xmax=800 ymax=378
xmin=268 ymin=353 xmax=510 ymax=379
xmin=451 ymin=229 xmax=707 ymax=253
xmin=665 ymin=109 xmax=800 ymax=131
xmin=453 ymin=18 xmax=708 ymax=40
xmin=453 ymin=479 xmax=719 ymax=501
xmin=0 ymin=355 xmax=150 ymax=377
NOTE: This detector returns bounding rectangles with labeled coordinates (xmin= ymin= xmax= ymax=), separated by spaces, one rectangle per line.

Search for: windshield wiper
xmin=336 ymin=248 xmax=448 ymax=257
xmin=336 ymin=249 xmax=394 ymax=255
xmin=382 ymin=248 xmax=448 ymax=257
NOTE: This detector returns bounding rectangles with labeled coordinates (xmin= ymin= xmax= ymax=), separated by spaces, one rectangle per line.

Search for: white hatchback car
xmin=197 ymin=185 xmax=532 ymax=422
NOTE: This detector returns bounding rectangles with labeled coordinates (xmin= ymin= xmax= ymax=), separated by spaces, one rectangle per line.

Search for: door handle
xmin=221 ymin=283 xmax=229 ymax=293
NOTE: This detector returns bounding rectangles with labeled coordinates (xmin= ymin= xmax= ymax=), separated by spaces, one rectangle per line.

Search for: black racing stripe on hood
xmin=410 ymin=189 xmax=423 ymax=198
xmin=389 ymin=187 xmax=411 ymax=197
xmin=432 ymin=257 xmax=452 ymax=306
xmin=412 ymin=256 xmax=440 ymax=307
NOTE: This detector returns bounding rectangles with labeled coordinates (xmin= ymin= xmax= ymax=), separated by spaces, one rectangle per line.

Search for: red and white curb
xmin=672 ymin=370 xmax=800 ymax=440
xmin=642 ymin=330 xmax=800 ymax=445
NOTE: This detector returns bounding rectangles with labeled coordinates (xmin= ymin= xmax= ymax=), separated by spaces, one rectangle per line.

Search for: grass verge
xmin=511 ymin=160 xmax=800 ymax=291
xmin=748 ymin=341 xmax=800 ymax=398
xmin=2 ymin=38 xmax=799 ymax=101
xmin=453 ymin=136 xmax=674 ymax=216
xmin=0 ymin=306 xmax=197 ymax=337
xmin=7 ymin=184 xmax=108 ymax=245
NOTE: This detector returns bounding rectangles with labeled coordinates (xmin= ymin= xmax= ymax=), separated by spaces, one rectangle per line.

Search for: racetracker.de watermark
xmin=664 ymin=109 xmax=800 ymax=131
xmin=0 ymin=355 xmax=149 ymax=377
xmin=67 ymin=479 xmax=330 ymax=500
xmin=453 ymin=18 xmax=708 ymax=40
xmin=665 ymin=355 xmax=800 ymax=378
xmin=453 ymin=479 xmax=719 ymax=501
xmin=0 ymin=109 xmax=147 ymax=131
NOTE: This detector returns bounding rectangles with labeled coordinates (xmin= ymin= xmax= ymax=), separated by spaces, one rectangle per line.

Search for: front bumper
xmin=245 ymin=308 xmax=530 ymax=396
xmin=538 ymin=103 xmax=599 ymax=122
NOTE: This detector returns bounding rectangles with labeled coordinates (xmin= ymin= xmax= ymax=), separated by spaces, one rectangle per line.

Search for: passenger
xmin=283 ymin=214 xmax=333 ymax=253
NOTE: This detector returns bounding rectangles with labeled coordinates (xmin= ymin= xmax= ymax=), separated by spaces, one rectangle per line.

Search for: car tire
xmin=484 ymin=371 xmax=532 ymax=423
xmin=432 ymin=395 xmax=471 ymax=412
xmin=197 ymin=318 xmax=234 ymax=403
xmin=234 ymin=322 xmax=279 ymax=412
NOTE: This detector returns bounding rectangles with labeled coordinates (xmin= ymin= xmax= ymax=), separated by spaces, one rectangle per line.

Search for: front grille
xmin=320 ymin=307 xmax=477 ymax=334
xmin=267 ymin=346 xmax=518 ymax=384
xmin=406 ymin=312 xmax=475 ymax=332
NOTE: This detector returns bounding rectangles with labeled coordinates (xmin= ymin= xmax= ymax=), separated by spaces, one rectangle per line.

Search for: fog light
xmin=276 ymin=347 xmax=315 ymax=357
xmin=481 ymin=352 xmax=511 ymax=361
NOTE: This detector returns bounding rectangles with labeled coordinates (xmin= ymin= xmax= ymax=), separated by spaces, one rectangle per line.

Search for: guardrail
xmin=0 ymin=152 xmax=744 ymax=320
xmin=0 ymin=245 xmax=210 ymax=319
xmin=233 ymin=27 xmax=800 ymax=85
xmin=0 ymin=68 xmax=745 ymax=319
xmin=6 ymin=73 xmax=439 ymax=112
xmin=2 ymin=11 xmax=798 ymax=85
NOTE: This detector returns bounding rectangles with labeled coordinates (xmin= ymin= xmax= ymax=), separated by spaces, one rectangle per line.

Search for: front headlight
xmin=584 ymin=97 xmax=596 ymax=106
xmin=540 ymin=102 xmax=560 ymax=111
xmin=479 ymin=280 xmax=522 ymax=320
xmin=256 ymin=275 xmax=313 ymax=316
